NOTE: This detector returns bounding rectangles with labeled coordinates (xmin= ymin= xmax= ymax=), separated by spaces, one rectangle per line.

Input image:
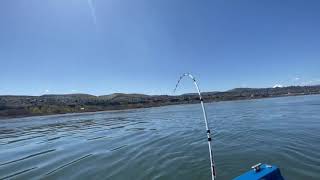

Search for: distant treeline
xmin=1 ymin=85 xmax=320 ymax=119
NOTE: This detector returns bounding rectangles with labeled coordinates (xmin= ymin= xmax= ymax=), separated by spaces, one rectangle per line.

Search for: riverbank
xmin=1 ymin=85 xmax=320 ymax=119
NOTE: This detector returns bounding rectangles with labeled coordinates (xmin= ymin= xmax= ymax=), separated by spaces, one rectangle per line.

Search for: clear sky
xmin=1 ymin=0 xmax=320 ymax=96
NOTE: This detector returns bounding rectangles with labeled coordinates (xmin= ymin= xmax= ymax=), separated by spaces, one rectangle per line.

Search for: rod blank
xmin=174 ymin=73 xmax=216 ymax=180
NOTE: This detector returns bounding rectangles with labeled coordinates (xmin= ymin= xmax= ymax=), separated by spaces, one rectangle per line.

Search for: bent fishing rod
xmin=174 ymin=73 xmax=216 ymax=180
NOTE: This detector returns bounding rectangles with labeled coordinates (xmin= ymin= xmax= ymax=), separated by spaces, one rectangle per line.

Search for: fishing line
xmin=87 ymin=0 xmax=98 ymax=28
xmin=174 ymin=73 xmax=216 ymax=180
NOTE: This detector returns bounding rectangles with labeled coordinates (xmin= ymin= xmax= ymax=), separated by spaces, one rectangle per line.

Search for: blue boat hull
xmin=233 ymin=164 xmax=284 ymax=180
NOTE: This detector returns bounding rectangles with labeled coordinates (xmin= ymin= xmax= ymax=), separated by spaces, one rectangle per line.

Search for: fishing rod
xmin=174 ymin=73 xmax=216 ymax=180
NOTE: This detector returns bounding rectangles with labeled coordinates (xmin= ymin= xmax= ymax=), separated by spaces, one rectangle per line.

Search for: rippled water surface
xmin=1 ymin=95 xmax=320 ymax=180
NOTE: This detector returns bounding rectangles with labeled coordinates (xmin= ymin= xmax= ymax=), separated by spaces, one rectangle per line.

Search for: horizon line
xmin=1 ymin=84 xmax=319 ymax=97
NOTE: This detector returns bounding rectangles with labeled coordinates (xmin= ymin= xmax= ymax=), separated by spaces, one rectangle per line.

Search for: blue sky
xmin=1 ymin=0 xmax=320 ymax=96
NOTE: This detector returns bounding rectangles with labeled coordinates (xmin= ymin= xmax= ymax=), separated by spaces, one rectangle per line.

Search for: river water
xmin=0 ymin=95 xmax=319 ymax=180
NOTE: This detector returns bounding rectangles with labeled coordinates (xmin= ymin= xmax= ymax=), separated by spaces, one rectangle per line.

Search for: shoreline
xmin=1 ymin=93 xmax=319 ymax=120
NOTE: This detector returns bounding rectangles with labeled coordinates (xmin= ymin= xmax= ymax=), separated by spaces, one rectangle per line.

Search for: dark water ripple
xmin=0 ymin=95 xmax=320 ymax=180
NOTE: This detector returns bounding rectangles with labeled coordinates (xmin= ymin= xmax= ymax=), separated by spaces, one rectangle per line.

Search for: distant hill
xmin=1 ymin=85 xmax=320 ymax=119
